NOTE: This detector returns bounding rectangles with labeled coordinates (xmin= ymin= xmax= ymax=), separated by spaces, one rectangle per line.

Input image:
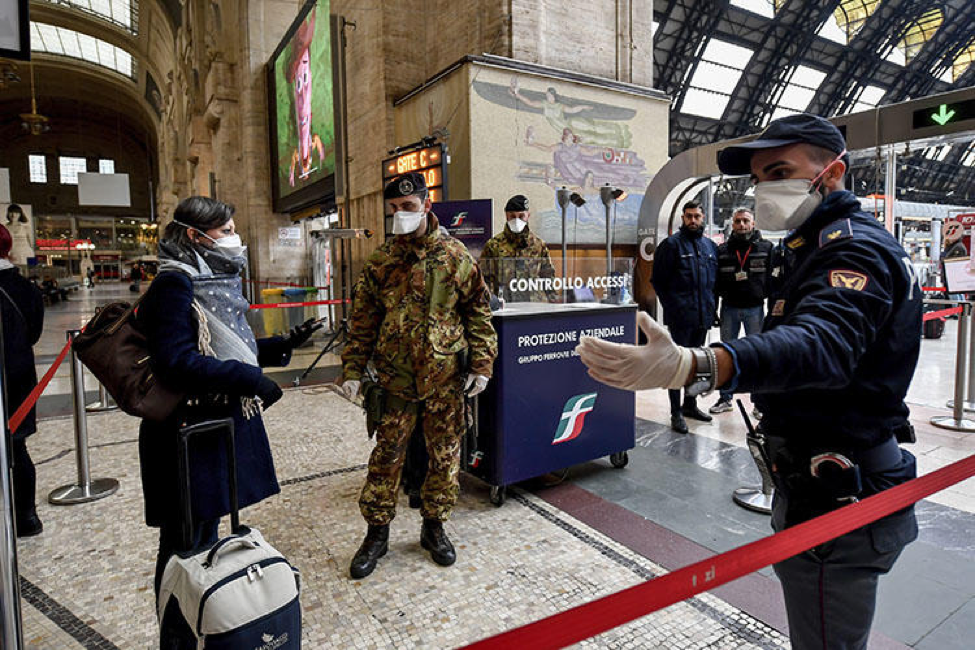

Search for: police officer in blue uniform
xmin=650 ymin=199 xmax=718 ymax=433
xmin=578 ymin=113 xmax=921 ymax=650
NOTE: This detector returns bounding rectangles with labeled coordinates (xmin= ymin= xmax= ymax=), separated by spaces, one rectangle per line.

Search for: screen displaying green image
xmin=271 ymin=0 xmax=335 ymax=201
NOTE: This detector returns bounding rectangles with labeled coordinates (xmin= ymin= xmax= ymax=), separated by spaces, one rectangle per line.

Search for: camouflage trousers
xmin=359 ymin=390 xmax=464 ymax=525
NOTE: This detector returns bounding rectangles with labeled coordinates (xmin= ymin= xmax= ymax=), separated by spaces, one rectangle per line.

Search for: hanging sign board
xmin=382 ymin=144 xmax=446 ymax=203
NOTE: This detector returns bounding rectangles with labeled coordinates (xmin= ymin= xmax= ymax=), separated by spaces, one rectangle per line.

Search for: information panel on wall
xmin=382 ymin=144 xmax=446 ymax=203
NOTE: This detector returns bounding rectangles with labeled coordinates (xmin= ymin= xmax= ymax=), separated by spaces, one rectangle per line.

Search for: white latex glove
xmin=575 ymin=312 xmax=693 ymax=391
xmin=340 ymin=379 xmax=361 ymax=401
xmin=464 ymin=373 xmax=489 ymax=397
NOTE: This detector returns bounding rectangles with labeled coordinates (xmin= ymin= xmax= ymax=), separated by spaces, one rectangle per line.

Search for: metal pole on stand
xmin=931 ymin=302 xmax=975 ymax=431
xmin=557 ymin=187 xmax=570 ymax=303
xmin=49 ymin=331 xmax=120 ymax=505
xmin=0 ymin=316 xmax=25 ymax=649
xmin=948 ymin=298 xmax=975 ymax=413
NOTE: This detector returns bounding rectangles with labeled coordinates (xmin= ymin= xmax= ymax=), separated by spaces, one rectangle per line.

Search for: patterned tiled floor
xmin=16 ymin=390 xmax=788 ymax=649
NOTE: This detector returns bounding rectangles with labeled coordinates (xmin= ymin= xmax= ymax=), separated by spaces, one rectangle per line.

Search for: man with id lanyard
xmin=710 ymin=207 xmax=772 ymax=414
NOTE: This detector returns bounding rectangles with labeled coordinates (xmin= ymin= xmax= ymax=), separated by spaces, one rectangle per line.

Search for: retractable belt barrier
xmin=923 ymin=306 xmax=963 ymax=321
xmin=7 ymin=338 xmax=72 ymax=435
xmin=460 ymin=454 xmax=975 ymax=650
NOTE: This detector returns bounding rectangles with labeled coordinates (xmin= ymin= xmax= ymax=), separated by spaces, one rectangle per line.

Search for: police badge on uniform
xmin=829 ymin=269 xmax=868 ymax=291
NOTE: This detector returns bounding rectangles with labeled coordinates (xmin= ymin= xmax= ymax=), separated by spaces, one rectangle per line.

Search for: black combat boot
xmin=670 ymin=412 xmax=689 ymax=434
xmin=349 ymin=524 xmax=389 ymax=579
xmin=420 ymin=519 xmax=456 ymax=566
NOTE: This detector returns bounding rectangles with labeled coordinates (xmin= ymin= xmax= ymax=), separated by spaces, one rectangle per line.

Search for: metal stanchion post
xmin=932 ymin=303 xmax=975 ymax=431
xmin=732 ymin=400 xmax=773 ymax=515
xmin=85 ymin=381 xmax=118 ymax=413
xmin=0 ymin=318 xmax=25 ymax=648
xmin=49 ymin=331 xmax=120 ymax=505
xmin=948 ymin=299 xmax=975 ymax=413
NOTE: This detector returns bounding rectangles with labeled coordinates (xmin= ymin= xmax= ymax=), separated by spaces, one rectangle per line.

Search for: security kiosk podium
xmin=465 ymin=259 xmax=637 ymax=505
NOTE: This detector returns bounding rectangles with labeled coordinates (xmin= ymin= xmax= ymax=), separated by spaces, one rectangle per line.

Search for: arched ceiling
xmin=653 ymin=0 xmax=975 ymax=205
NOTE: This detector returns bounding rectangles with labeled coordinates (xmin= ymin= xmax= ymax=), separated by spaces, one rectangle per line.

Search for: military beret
xmin=383 ymin=172 xmax=427 ymax=200
xmin=504 ymin=194 xmax=530 ymax=212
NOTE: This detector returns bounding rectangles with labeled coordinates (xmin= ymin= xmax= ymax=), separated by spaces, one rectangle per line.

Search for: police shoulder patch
xmin=829 ymin=269 xmax=869 ymax=291
xmin=771 ymin=299 xmax=786 ymax=316
xmin=819 ymin=218 xmax=853 ymax=248
xmin=785 ymin=236 xmax=805 ymax=250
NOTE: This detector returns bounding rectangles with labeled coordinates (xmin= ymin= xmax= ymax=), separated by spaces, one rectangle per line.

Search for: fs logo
xmin=450 ymin=212 xmax=468 ymax=227
xmin=552 ymin=393 xmax=597 ymax=445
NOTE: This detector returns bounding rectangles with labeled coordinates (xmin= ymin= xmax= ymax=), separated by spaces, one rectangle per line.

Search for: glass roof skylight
xmin=769 ymin=65 xmax=827 ymax=123
xmin=833 ymin=1 xmax=881 ymax=43
xmin=851 ymin=84 xmax=886 ymax=113
xmin=30 ymin=22 xmax=135 ymax=78
xmin=44 ymin=0 xmax=137 ymax=32
xmin=681 ymin=39 xmax=754 ymax=120
xmin=897 ymin=9 xmax=943 ymax=64
xmin=730 ymin=0 xmax=773 ymax=18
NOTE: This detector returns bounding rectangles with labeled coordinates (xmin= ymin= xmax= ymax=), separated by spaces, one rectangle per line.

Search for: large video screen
xmin=267 ymin=0 xmax=338 ymax=213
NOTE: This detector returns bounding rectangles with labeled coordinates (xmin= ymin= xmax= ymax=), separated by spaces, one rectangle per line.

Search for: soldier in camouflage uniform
xmin=479 ymin=194 xmax=557 ymax=302
xmin=340 ymin=172 xmax=498 ymax=579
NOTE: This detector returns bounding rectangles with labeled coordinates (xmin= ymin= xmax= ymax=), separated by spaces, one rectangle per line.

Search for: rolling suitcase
xmin=157 ymin=419 xmax=301 ymax=649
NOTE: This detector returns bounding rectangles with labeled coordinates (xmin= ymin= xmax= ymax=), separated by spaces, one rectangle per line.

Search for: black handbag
xmin=73 ymin=298 xmax=185 ymax=421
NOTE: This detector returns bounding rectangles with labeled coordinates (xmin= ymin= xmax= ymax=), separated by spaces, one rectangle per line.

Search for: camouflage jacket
xmin=342 ymin=214 xmax=498 ymax=400
xmin=479 ymin=225 xmax=557 ymax=301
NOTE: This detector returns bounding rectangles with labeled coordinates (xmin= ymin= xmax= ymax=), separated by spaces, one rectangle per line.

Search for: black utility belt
xmin=766 ymin=435 xmax=903 ymax=505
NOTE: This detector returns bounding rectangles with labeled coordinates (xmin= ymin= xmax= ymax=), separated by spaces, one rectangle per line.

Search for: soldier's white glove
xmin=340 ymin=379 xmax=361 ymax=401
xmin=575 ymin=312 xmax=693 ymax=391
xmin=464 ymin=373 xmax=489 ymax=397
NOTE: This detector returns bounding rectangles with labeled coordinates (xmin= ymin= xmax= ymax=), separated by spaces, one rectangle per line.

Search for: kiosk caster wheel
xmin=610 ymin=452 xmax=629 ymax=468
xmin=489 ymin=485 xmax=506 ymax=507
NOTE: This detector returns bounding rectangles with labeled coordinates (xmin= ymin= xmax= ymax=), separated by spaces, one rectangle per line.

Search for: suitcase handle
xmin=176 ymin=418 xmax=243 ymax=549
xmin=205 ymin=530 xmax=257 ymax=567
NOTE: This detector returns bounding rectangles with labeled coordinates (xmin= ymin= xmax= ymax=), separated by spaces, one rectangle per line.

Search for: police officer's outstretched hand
xmin=576 ymin=312 xmax=692 ymax=391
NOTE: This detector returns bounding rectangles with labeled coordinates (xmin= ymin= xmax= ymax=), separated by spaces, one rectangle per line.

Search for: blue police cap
xmin=717 ymin=113 xmax=847 ymax=176
xmin=383 ymin=172 xmax=427 ymax=200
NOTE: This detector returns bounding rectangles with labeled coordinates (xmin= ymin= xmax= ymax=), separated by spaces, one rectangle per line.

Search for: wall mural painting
xmin=473 ymin=76 xmax=651 ymax=245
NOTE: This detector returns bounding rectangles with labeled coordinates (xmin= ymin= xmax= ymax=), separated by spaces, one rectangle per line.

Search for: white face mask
xmin=391 ymin=210 xmax=425 ymax=235
xmin=507 ymin=218 xmax=527 ymax=234
xmin=210 ymin=233 xmax=247 ymax=258
xmin=753 ymin=150 xmax=846 ymax=232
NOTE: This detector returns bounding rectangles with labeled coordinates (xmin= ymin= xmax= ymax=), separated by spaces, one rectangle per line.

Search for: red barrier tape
xmin=461 ymin=454 xmax=975 ymax=650
xmin=248 ymin=299 xmax=350 ymax=310
xmin=7 ymin=339 xmax=72 ymax=435
xmin=923 ymin=306 xmax=963 ymax=321
xmin=922 ymin=286 xmax=945 ymax=292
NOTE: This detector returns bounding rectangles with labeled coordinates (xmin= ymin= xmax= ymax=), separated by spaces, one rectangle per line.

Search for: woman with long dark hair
xmin=137 ymin=196 xmax=317 ymax=647
xmin=0 ymin=223 xmax=44 ymax=537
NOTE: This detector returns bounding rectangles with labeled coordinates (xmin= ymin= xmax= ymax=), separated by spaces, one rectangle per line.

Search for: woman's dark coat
xmin=0 ymin=268 xmax=44 ymax=439
xmin=136 ymin=271 xmax=292 ymax=527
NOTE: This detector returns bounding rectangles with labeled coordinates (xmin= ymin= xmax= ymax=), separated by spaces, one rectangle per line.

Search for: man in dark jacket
xmin=650 ymin=199 xmax=718 ymax=433
xmin=710 ymin=208 xmax=772 ymax=414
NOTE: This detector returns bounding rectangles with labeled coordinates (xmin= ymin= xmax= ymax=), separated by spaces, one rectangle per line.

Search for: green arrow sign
xmin=931 ymin=104 xmax=957 ymax=125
